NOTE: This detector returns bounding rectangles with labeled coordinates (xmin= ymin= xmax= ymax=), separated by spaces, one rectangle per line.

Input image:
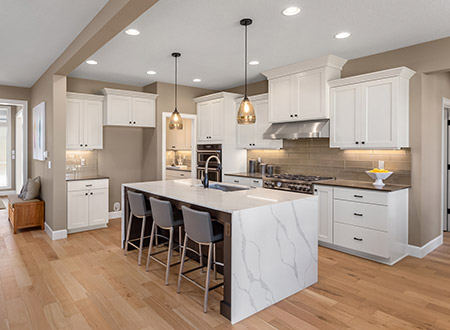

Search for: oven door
xmin=197 ymin=151 xmax=221 ymax=167
xmin=197 ymin=167 xmax=221 ymax=182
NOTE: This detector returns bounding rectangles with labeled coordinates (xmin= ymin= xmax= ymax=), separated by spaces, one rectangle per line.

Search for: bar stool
xmin=177 ymin=206 xmax=224 ymax=313
xmin=146 ymin=198 xmax=205 ymax=285
xmin=124 ymin=191 xmax=152 ymax=265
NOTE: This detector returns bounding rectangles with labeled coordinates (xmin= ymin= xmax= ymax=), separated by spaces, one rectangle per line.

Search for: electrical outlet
xmin=48 ymin=161 xmax=52 ymax=169
xmin=81 ymin=158 xmax=86 ymax=166
xmin=378 ymin=161 xmax=385 ymax=169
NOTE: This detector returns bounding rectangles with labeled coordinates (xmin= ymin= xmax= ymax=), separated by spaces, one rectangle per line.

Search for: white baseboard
xmin=109 ymin=211 xmax=121 ymax=219
xmin=408 ymin=235 xmax=443 ymax=258
xmin=45 ymin=223 xmax=67 ymax=240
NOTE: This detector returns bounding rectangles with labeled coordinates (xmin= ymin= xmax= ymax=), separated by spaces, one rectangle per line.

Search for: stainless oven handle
xmin=196 ymin=150 xmax=221 ymax=153
xmin=197 ymin=166 xmax=220 ymax=172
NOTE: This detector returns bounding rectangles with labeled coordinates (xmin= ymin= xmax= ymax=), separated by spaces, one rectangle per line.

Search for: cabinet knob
xmin=133 ymin=121 xmax=136 ymax=124
xmin=355 ymin=141 xmax=359 ymax=144
xmin=85 ymin=144 xmax=88 ymax=147
xmin=80 ymin=144 xmax=83 ymax=147
xmin=129 ymin=121 xmax=132 ymax=124
xmin=90 ymin=192 xmax=93 ymax=195
xmin=361 ymin=141 xmax=365 ymax=145
xmin=85 ymin=193 xmax=88 ymax=196
xmin=294 ymin=114 xmax=298 ymax=117
xmin=290 ymin=115 xmax=293 ymax=118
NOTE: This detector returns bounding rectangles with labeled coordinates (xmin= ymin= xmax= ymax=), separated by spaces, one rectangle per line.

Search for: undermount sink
xmin=207 ymin=183 xmax=250 ymax=192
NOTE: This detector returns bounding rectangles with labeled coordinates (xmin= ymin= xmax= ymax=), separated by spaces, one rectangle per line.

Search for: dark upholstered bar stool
xmin=177 ymin=206 xmax=224 ymax=313
xmin=124 ymin=191 xmax=152 ymax=265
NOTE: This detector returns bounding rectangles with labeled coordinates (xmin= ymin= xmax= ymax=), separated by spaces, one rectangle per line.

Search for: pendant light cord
xmin=244 ymin=24 xmax=248 ymax=98
xmin=174 ymin=56 xmax=178 ymax=110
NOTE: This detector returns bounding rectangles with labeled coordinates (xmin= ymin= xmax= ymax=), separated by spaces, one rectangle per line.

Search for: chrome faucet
xmin=202 ymin=155 xmax=221 ymax=188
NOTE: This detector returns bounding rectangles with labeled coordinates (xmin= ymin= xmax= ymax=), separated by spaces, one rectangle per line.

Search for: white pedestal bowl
xmin=365 ymin=171 xmax=393 ymax=187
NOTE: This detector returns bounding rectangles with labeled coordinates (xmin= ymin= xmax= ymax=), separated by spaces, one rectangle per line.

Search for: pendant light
xmin=169 ymin=52 xmax=183 ymax=130
xmin=237 ymin=18 xmax=256 ymax=125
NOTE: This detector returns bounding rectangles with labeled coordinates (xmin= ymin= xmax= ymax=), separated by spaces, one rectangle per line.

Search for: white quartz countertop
xmin=123 ymin=179 xmax=314 ymax=213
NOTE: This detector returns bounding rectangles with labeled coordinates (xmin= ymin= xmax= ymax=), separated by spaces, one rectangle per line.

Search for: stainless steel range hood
xmin=263 ymin=119 xmax=330 ymax=140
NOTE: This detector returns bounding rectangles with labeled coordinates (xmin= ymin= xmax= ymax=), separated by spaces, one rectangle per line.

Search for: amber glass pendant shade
xmin=169 ymin=108 xmax=183 ymax=130
xmin=169 ymin=52 xmax=183 ymax=130
xmin=237 ymin=97 xmax=256 ymax=124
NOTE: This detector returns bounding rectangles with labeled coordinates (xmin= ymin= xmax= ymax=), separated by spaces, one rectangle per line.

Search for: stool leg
xmin=146 ymin=222 xmax=156 ymax=272
xmin=177 ymin=233 xmax=188 ymax=293
xmin=138 ymin=216 xmax=146 ymax=265
xmin=178 ymin=227 xmax=182 ymax=254
xmin=155 ymin=226 xmax=159 ymax=246
xmin=199 ymin=244 xmax=204 ymax=272
xmin=203 ymin=243 xmax=213 ymax=313
xmin=165 ymin=227 xmax=174 ymax=285
xmin=124 ymin=211 xmax=133 ymax=256
xmin=213 ymin=243 xmax=217 ymax=280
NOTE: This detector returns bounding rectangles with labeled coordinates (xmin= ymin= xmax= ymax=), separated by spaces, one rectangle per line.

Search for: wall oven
xmin=197 ymin=144 xmax=222 ymax=182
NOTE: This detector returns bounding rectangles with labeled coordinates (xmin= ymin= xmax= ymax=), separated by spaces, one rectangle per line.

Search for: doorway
xmin=443 ymin=98 xmax=450 ymax=231
xmin=15 ymin=109 xmax=24 ymax=193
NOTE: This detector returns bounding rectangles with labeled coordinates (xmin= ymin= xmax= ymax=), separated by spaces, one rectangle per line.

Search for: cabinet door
xmin=210 ymin=99 xmax=224 ymax=141
xmin=166 ymin=117 xmax=184 ymax=149
xmin=197 ymin=101 xmax=212 ymax=142
xmin=83 ymin=100 xmax=103 ymax=149
xmin=236 ymin=102 xmax=256 ymax=148
xmin=360 ymin=78 xmax=398 ymax=148
xmin=269 ymin=76 xmax=294 ymax=122
xmin=295 ymin=69 xmax=325 ymax=120
xmin=254 ymin=99 xmax=282 ymax=149
xmin=314 ymin=185 xmax=333 ymax=244
xmin=67 ymin=191 xmax=89 ymax=230
xmin=66 ymin=98 xmax=83 ymax=149
xmin=132 ymin=98 xmax=155 ymax=127
xmin=107 ymin=95 xmax=132 ymax=126
xmin=183 ymin=118 xmax=192 ymax=149
xmin=88 ymin=189 xmax=108 ymax=226
xmin=330 ymin=85 xmax=361 ymax=148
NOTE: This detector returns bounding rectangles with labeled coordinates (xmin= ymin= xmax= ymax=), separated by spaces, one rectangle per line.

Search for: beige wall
xmin=141 ymin=82 xmax=215 ymax=181
xmin=0 ymin=85 xmax=31 ymax=102
xmin=67 ymin=77 xmax=143 ymax=94
xmin=225 ymin=80 xmax=268 ymax=96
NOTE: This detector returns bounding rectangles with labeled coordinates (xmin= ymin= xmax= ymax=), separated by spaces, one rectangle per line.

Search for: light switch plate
xmin=378 ymin=161 xmax=384 ymax=169
xmin=48 ymin=161 xmax=52 ymax=169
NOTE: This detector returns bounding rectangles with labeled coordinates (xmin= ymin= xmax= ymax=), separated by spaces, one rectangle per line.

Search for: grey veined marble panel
xmin=231 ymin=197 xmax=318 ymax=324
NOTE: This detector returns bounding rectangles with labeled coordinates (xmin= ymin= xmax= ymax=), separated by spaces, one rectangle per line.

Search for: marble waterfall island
xmin=122 ymin=179 xmax=318 ymax=324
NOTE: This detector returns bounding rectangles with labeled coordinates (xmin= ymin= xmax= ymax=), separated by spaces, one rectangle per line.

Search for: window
xmin=0 ymin=107 xmax=11 ymax=189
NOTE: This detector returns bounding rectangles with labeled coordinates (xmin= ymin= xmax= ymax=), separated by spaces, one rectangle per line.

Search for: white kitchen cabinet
xmin=223 ymin=175 xmax=263 ymax=188
xmin=236 ymin=94 xmax=283 ymax=149
xmin=166 ymin=169 xmax=191 ymax=180
xmin=315 ymin=184 xmax=408 ymax=265
xmin=314 ymin=185 xmax=333 ymax=244
xmin=67 ymin=179 xmax=109 ymax=233
xmin=166 ymin=118 xmax=192 ymax=150
xmin=329 ymin=67 xmax=415 ymax=149
xmin=262 ymin=55 xmax=347 ymax=123
xmin=66 ymin=93 xmax=103 ymax=150
xmin=102 ymin=88 xmax=158 ymax=127
xmin=196 ymin=98 xmax=224 ymax=142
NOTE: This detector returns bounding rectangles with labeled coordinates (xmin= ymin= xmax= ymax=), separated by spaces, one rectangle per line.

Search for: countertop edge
xmin=66 ymin=176 xmax=110 ymax=182
xmin=314 ymin=180 xmax=410 ymax=192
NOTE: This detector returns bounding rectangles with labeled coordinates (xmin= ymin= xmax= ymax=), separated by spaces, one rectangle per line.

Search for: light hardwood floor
xmin=1 ymin=203 xmax=449 ymax=329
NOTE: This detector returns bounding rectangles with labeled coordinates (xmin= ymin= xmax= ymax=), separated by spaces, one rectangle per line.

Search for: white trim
xmin=193 ymin=92 xmax=242 ymax=103
xmin=407 ymin=235 xmax=443 ymax=258
xmin=442 ymin=98 xmax=450 ymax=232
xmin=108 ymin=211 xmax=121 ymax=219
xmin=0 ymin=106 xmax=12 ymax=190
xmin=66 ymin=92 xmax=104 ymax=101
xmin=328 ymin=66 xmax=416 ymax=87
xmin=101 ymin=88 xmax=158 ymax=99
xmin=161 ymin=112 xmax=197 ymax=181
xmin=45 ymin=223 xmax=68 ymax=240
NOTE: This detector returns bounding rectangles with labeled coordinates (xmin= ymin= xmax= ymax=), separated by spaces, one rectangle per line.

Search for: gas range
xmin=263 ymin=174 xmax=334 ymax=194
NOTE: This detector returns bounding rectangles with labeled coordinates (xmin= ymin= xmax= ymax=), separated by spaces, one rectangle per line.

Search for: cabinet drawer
xmin=334 ymin=200 xmax=388 ymax=231
xmin=166 ymin=170 xmax=191 ymax=180
xmin=334 ymin=222 xmax=389 ymax=258
xmin=334 ymin=187 xmax=388 ymax=205
xmin=223 ymin=176 xmax=262 ymax=188
xmin=67 ymin=179 xmax=109 ymax=192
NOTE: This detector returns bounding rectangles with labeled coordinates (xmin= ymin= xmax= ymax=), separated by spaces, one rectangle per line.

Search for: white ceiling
xmin=68 ymin=0 xmax=450 ymax=90
xmin=0 ymin=0 xmax=108 ymax=88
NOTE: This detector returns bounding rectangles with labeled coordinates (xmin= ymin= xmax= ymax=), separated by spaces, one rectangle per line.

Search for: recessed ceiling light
xmin=282 ymin=6 xmax=301 ymax=16
xmin=85 ymin=60 xmax=97 ymax=65
xmin=334 ymin=32 xmax=351 ymax=39
xmin=249 ymin=60 xmax=260 ymax=65
xmin=146 ymin=70 xmax=156 ymax=75
xmin=125 ymin=28 xmax=140 ymax=36
xmin=193 ymin=78 xmax=201 ymax=82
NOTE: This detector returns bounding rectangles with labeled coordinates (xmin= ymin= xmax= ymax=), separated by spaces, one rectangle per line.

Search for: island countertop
xmin=123 ymin=179 xmax=314 ymax=213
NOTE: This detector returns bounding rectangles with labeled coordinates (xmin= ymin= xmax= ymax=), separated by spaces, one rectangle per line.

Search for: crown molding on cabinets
xmin=328 ymin=66 xmax=416 ymax=87
xmin=101 ymin=88 xmax=158 ymax=99
xmin=66 ymin=92 xmax=104 ymax=101
xmin=262 ymin=54 xmax=348 ymax=80
xmin=194 ymin=92 xmax=242 ymax=103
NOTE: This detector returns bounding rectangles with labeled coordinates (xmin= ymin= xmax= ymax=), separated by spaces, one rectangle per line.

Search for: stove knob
xmin=295 ymin=185 xmax=301 ymax=190
xmin=276 ymin=182 xmax=282 ymax=188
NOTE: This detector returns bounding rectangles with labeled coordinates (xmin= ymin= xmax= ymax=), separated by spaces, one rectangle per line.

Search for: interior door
xmin=360 ymin=78 xmax=398 ymax=148
xmin=84 ymin=100 xmax=103 ymax=149
xmin=88 ymin=189 xmax=108 ymax=226
xmin=66 ymin=98 xmax=83 ymax=149
xmin=197 ymin=101 xmax=211 ymax=141
xmin=132 ymin=98 xmax=155 ymax=127
xmin=330 ymin=84 xmax=361 ymax=148
xmin=0 ymin=107 xmax=11 ymax=189
xmin=67 ymin=190 xmax=89 ymax=229
xmin=269 ymin=76 xmax=294 ymax=122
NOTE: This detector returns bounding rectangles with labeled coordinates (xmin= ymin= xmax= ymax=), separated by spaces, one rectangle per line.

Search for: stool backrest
xmin=181 ymin=206 xmax=213 ymax=244
xmin=127 ymin=191 xmax=148 ymax=217
xmin=149 ymin=197 xmax=175 ymax=228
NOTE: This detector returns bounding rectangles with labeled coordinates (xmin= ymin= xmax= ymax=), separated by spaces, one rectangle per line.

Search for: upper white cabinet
xmin=101 ymin=88 xmax=158 ymax=127
xmin=66 ymin=93 xmax=103 ymax=150
xmin=262 ymin=55 xmax=348 ymax=123
xmin=236 ymin=94 xmax=283 ymax=149
xmin=329 ymin=67 xmax=415 ymax=149
xmin=166 ymin=117 xmax=192 ymax=150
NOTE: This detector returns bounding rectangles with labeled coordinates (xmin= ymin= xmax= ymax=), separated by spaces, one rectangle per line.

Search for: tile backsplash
xmin=247 ymin=139 xmax=411 ymax=185
xmin=66 ymin=150 xmax=98 ymax=177
xmin=166 ymin=150 xmax=192 ymax=167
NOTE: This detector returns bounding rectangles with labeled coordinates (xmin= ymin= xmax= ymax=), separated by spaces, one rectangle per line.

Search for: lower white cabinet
xmin=165 ymin=169 xmax=191 ymax=180
xmin=67 ymin=179 xmax=109 ymax=233
xmin=315 ymin=185 xmax=408 ymax=265
xmin=223 ymin=175 xmax=263 ymax=188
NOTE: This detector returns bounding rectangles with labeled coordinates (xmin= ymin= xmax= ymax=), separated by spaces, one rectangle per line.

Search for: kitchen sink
xmin=208 ymin=183 xmax=250 ymax=192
